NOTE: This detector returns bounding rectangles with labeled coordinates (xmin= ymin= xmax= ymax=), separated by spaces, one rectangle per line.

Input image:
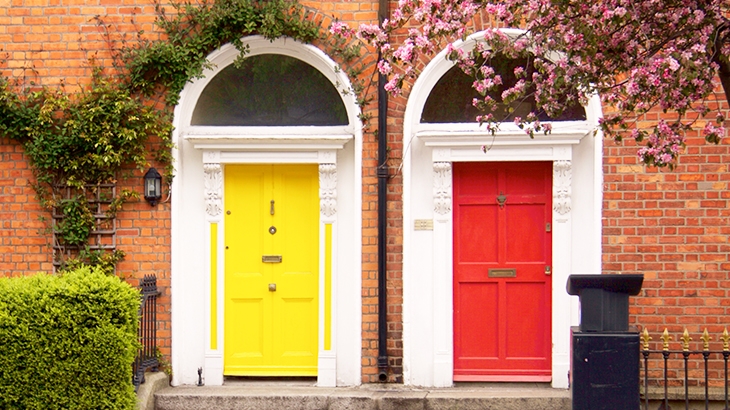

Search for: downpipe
xmin=376 ymin=0 xmax=390 ymax=383
xmin=376 ymin=72 xmax=389 ymax=383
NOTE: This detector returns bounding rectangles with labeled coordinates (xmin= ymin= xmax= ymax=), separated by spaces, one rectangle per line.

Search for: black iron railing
xmin=132 ymin=274 xmax=160 ymax=391
xmin=641 ymin=328 xmax=730 ymax=410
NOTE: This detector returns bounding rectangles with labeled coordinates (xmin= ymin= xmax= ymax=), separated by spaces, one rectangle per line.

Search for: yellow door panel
xmin=224 ymin=164 xmax=319 ymax=376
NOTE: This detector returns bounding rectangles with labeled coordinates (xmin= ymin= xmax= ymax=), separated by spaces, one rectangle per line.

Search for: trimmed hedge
xmin=0 ymin=267 xmax=140 ymax=409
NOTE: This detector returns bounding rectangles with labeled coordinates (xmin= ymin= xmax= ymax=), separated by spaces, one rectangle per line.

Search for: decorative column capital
xmin=204 ymin=162 xmax=223 ymax=221
xmin=433 ymin=161 xmax=452 ymax=220
xmin=319 ymin=163 xmax=337 ymax=222
xmin=553 ymin=160 xmax=572 ymax=216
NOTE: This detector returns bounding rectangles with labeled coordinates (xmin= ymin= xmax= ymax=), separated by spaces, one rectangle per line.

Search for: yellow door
xmin=224 ymin=164 xmax=319 ymax=376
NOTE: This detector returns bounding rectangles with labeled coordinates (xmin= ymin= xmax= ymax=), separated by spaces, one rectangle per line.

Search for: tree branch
xmin=711 ymin=21 xmax=730 ymax=107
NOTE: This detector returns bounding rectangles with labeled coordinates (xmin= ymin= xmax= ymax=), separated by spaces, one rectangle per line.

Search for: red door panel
xmin=453 ymin=161 xmax=552 ymax=381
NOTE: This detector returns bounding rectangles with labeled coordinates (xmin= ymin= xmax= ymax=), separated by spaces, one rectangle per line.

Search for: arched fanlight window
xmin=192 ymin=54 xmax=348 ymax=126
xmin=421 ymin=56 xmax=586 ymax=123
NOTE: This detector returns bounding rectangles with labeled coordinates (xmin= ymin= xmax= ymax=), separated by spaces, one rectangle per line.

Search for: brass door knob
xmin=268 ymin=283 xmax=276 ymax=292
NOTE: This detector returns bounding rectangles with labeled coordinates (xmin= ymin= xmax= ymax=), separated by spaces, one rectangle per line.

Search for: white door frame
xmin=401 ymin=30 xmax=604 ymax=388
xmin=170 ymin=37 xmax=362 ymax=387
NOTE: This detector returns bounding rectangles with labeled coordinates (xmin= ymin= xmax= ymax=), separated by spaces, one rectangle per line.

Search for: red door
xmin=453 ymin=161 xmax=552 ymax=381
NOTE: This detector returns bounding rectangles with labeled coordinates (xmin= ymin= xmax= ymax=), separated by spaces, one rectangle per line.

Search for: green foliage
xmin=121 ymin=0 xmax=320 ymax=105
xmin=0 ymin=268 xmax=140 ymax=409
xmin=55 ymin=196 xmax=96 ymax=247
xmin=0 ymin=73 xmax=172 ymax=259
xmin=2 ymin=73 xmax=172 ymax=188
xmin=59 ymin=249 xmax=127 ymax=276
xmin=0 ymin=0 xmax=323 ymax=270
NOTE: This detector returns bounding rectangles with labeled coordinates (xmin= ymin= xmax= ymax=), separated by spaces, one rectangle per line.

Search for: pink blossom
xmin=324 ymin=0 xmax=728 ymax=166
xmin=329 ymin=21 xmax=353 ymax=38
xmin=377 ymin=60 xmax=392 ymax=75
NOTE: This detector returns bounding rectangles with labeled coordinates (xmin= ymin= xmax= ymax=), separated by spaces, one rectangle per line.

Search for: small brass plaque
xmin=414 ymin=219 xmax=434 ymax=231
xmin=489 ymin=268 xmax=516 ymax=278
xmin=262 ymin=255 xmax=283 ymax=263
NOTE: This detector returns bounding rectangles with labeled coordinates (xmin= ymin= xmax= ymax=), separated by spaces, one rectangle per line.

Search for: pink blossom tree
xmin=331 ymin=0 xmax=730 ymax=168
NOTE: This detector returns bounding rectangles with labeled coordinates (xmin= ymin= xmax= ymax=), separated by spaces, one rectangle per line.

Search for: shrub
xmin=0 ymin=267 xmax=140 ymax=409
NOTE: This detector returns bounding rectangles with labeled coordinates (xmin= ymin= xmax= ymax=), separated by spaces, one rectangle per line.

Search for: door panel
xmin=224 ymin=164 xmax=319 ymax=376
xmin=505 ymin=282 xmax=546 ymax=357
xmin=506 ymin=204 xmax=548 ymax=263
xmin=459 ymin=282 xmax=499 ymax=358
xmin=453 ymin=161 xmax=552 ymax=381
xmin=459 ymin=204 xmax=499 ymax=262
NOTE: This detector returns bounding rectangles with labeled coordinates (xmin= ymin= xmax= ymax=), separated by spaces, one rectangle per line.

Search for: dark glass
xmin=421 ymin=57 xmax=586 ymax=124
xmin=192 ymin=54 xmax=348 ymax=126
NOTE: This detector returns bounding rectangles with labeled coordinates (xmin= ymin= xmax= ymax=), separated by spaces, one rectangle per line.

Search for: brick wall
xmin=3 ymin=0 xmax=729 ymax=386
xmin=603 ymin=91 xmax=730 ymax=361
xmin=0 ymin=0 xmax=395 ymax=382
xmin=0 ymin=0 xmax=174 ymax=361
xmin=0 ymin=138 xmax=51 ymax=275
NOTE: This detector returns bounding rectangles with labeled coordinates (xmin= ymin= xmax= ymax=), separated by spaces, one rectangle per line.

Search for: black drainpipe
xmin=376 ymin=0 xmax=390 ymax=384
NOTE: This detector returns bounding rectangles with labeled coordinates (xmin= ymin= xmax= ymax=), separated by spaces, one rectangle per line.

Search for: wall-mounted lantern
xmin=143 ymin=167 xmax=162 ymax=206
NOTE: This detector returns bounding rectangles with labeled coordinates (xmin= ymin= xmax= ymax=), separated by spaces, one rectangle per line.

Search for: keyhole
xmin=270 ymin=200 xmax=275 ymax=215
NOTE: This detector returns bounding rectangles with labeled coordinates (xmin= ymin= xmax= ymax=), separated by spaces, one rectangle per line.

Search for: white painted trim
xmin=418 ymin=129 xmax=590 ymax=147
xmin=402 ymin=29 xmax=603 ymax=388
xmin=171 ymin=36 xmax=362 ymax=387
xmin=185 ymin=130 xmax=352 ymax=152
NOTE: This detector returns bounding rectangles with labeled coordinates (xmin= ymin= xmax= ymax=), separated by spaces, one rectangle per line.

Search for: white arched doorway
xmin=402 ymin=29 xmax=603 ymax=388
xmin=170 ymin=37 xmax=362 ymax=387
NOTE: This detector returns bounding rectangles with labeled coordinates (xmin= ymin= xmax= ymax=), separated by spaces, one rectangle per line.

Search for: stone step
xmin=155 ymin=382 xmax=571 ymax=410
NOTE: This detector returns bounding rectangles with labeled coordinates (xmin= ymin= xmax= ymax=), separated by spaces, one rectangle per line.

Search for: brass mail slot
xmin=262 ymin=255 xmax=283 ymax=263
xmin=489 ymin=268 xmax=516 ymax=278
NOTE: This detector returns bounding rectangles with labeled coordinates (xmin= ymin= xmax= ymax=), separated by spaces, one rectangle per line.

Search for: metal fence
xmin=132 ymin=274 xmax=161 ymax=391
xmin=641 ymin=328 xmax=730 ymax=410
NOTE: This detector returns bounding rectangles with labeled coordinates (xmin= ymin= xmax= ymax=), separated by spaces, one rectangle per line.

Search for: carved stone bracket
xmin=319 ymin=163 xmax=337 ymax=221
xmin=553 ymin=160 xmax=572 ymax=216
xmin=204 ymin=162 xmax=223 ymax=221
xmin=433 ymin=162 xmax=452 ymax=219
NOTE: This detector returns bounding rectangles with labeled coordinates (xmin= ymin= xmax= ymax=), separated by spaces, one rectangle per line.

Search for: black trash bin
xmin=567 ymin=274 xmax=643 ymax=410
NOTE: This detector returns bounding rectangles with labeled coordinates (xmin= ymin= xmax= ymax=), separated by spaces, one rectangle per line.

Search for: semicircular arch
xmin=401 ymin=28 xmax=603 ymax=389
xmin=177 ymin=36 xmax=361 ymax=130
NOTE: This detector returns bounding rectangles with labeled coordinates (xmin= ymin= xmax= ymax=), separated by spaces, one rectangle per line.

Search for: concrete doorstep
xmin=137 ymin=372 xmax=171 ymax=410
xmin=154 ymin=382 xmax=571 ymax=410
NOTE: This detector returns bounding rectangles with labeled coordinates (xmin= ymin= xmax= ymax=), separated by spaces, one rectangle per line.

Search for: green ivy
xmin=0 ymin=0 xmax=323 ymax=272
xmin=0 ymin=71 xmax=172 ymax=269
xmin=55 ymin=196 xmax=96 ymax=248
xmin=119 ymin=0 xmax=320 ymax=105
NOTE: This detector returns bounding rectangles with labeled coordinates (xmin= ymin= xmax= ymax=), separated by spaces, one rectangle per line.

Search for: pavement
xmin=154 ymin=380 xmax=571 ymax=410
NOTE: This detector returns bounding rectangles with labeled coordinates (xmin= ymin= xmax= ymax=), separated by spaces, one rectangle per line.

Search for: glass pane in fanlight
xmin=421 ymin=56 xmax=586 ymax=124
xmin=192 ymin=54 xmax=348 ymax=126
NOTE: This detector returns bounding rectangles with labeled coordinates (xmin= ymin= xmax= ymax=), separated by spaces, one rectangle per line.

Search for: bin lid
xmin=566 ymin=274 xmax=644 ymax=296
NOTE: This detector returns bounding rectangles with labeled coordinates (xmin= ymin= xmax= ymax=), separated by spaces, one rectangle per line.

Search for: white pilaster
xmin=551 ymin=159 xmax=572 ymax=389
xmin=432 ymin=161 xmax=454 ymax=387
xmin=318 ymin=161 xmax=338 ymax=387
xmin=203 ymin=151 xmax=224 ymax=386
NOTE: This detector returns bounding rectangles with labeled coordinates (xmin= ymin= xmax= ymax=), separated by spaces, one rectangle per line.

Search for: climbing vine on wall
xmin=0 ymin=0 xmax=324 ymax=272
xmin=114 ymin=0 xmax=320 ymax=105
xmin=0 ymin=71 xmax=171 ymax=272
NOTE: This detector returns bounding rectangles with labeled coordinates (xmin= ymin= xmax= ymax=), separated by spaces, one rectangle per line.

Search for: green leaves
xmin=55 ymin=196 xmax=96 ymax=248
xmin=6 ymin=76 xmax=169 ymax=188
xmin=122 ymin=0 xmax=320 ymax=106
xmin=0 ymin=269 xmax=139 ymax=409
xmin=0 ymin=75 xmax=172 ymax=259
xmin=0 ymin=0 xmax=320 ymax=269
